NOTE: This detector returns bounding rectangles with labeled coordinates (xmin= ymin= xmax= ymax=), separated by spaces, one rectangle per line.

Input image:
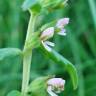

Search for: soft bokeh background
xmin=0 ymin=0 xmax=96 ymax=96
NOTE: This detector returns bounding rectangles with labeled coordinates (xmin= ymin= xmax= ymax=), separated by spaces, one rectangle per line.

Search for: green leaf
xmin=22 ymin=0 xmax=41 ymax=11
xmin=7 ymin=90 xmax=22 ymax=96
xmin=0 ymin=48 xmax=22 ymax=61
xmin=41 ymin=0 xmax=64 ymax=8
xmin=22 ymin=0 xmax=65 ymax=13
xmin=39 ymin=44 xmax=78 ymax=90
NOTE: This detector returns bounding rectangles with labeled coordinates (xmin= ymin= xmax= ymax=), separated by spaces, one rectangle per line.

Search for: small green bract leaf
xmin=40 ymin=44 xmax=78 ymax=90
xmin=41 ymin=0 xmax=64 ymax=8
xmin=22 ymin=0 xmax=66 ymax=12
xmin=24 ymin=32 xmax=40 ymax=52
xmin=22 ymin=0 xmax=39 ymax=11
xmin=0 ymin=48 xmax=22 ymax=61
xmin=28 ymin=76 xmax=52 ymax=96
xmin=7 ymin=90 xmax=21 ymax=96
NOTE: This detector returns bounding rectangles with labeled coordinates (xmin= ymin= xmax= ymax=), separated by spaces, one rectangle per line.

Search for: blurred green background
xmin=0 ymin=0 xmax=96 ymax=96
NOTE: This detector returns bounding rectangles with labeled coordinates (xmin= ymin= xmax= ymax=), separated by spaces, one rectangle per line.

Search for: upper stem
xmin=21 ymin=13 xmax=37 ymax=96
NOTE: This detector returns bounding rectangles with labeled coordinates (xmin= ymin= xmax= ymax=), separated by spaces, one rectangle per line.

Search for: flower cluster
xmin=40 ymin=18 xmax=69 ymax=51
xmin=47 ymin=78 xmax=65 ymax=96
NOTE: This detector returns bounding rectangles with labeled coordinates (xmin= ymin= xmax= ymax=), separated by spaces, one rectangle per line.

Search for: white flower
xmin=56 ymin=18 xmax=69 ymax=29
xmin=56 ymin=18 xmax=69 ymax=36
xmin=47 ymin=78 xmax=65 ymax=96
xmin=40 ymin=27 xmax=55 ymax=52
xmin=40 ymin=27 xmax=54 ymax=41
xmin=40 ymin=18 xmax=69 ymax=51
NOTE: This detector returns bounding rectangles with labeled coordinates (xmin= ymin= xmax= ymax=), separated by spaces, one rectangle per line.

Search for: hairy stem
xmin=21 ymin=13 xmax=37 ymax=96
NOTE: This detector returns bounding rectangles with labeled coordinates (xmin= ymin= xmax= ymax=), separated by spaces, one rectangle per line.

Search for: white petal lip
xmin=44 ymin=41 xmax=55 ymax=47
xmin=58 ymin=29 xmax=67 ymax=36
xmin=40 ymin=27 xmax=54 ymax=40
xmin=41 ymin=41 xmax=55 ymax=52
xmin=47 ymin=86 xmax=58 ymax=96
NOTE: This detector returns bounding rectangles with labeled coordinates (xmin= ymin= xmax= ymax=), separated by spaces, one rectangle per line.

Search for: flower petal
xmin=47 ymin=78 xmax=65 ymax=95
xmin=47 ymin=86 xmax=58 ymax=96
xmin=56 ymin=18 xmax=69 ymax=29
xmin=58 ymin=29 xmax=67 ymax=36
xmin=41 ymin=41 xmax=54 ymax=52
xmin=40 ymin=27 xmax=54 ymax=41
xmin=44 ymin=41 xmax=55 ymax=47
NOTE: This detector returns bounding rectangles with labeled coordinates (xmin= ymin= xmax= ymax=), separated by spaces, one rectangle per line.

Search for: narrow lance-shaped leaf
xmin=39 ymin=44 xmax=78 ymax=90
xmin=0 ymin=48 xmax=22 ymax=61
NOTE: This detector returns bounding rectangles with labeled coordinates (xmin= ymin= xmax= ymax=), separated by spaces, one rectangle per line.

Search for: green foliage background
xmin=0 ymin=0 xmax=96 ymax=96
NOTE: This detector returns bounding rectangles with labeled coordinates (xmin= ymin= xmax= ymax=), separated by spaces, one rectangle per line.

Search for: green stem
xmin=21 ymin=13 xmax=37 ymax=96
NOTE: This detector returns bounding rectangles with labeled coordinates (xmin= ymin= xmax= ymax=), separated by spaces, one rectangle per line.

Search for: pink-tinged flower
xmin=40 ymin=27 xmax=55 ymax=52
xmin=56 ymin=18 xmax=69 ymax=29
xmin=47 ymin=78 xmax=65 ymax=96
xmin=56 ymin=18 xmax=69 ymax=36
xmin=40 ymin=27 xmax=54 ymax=41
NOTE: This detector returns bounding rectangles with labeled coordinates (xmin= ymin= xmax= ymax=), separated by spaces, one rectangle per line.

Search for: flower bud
xmin=40 ymin=27 xmax=54 ymax=41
